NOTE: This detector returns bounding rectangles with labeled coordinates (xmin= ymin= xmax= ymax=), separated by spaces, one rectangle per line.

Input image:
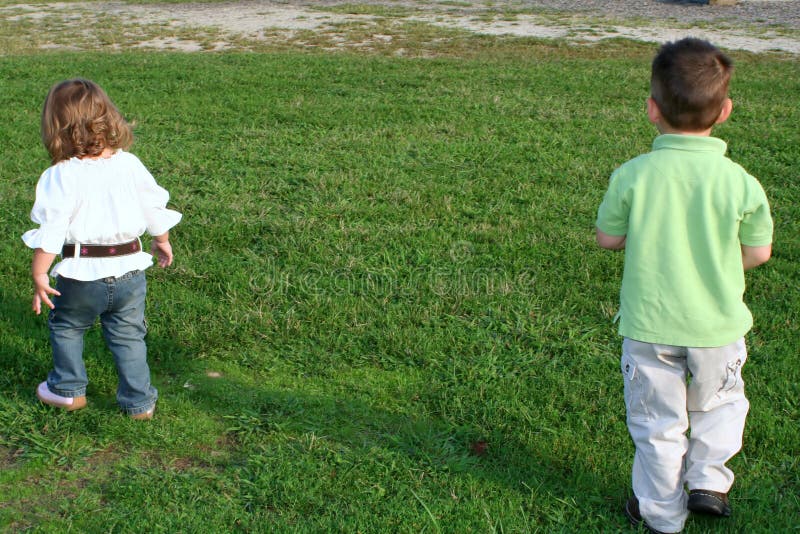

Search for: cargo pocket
xmin=621 ymin=354 xmax=650 ymax=421
xmin=719 ymin=358 xmax=744 ymax=395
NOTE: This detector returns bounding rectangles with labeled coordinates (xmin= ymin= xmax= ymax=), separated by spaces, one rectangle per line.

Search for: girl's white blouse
xmin=22 ymin=150 xmax=182 ymax=281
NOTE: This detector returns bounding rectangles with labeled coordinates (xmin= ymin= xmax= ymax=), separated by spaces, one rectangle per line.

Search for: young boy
xmin=595 ymin=38 xmax=773 ymax=533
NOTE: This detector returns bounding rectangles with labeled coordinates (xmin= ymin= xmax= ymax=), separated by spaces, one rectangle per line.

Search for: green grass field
xmin=0 ymin=16 xmax=798 ymax=534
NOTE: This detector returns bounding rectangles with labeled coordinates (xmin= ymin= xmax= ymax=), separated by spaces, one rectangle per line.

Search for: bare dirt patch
xmin=2 ymin=0 xmax=799 ymax=54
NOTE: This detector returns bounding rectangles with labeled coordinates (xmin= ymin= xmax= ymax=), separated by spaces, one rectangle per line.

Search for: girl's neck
xmin=82 ymin=147 xmax=115 ymax=160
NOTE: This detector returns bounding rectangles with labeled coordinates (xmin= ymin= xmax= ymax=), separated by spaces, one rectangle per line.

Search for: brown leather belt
xmin=61 ymin=240 xmax=141 ymax=258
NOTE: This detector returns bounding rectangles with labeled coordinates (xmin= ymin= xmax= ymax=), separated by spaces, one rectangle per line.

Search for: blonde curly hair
xmin=41 ymin=79 xmax=133 ymax=164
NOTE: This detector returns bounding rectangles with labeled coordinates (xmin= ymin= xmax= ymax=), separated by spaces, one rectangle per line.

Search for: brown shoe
xmin=688 ymin=489 xmax=731 ymax=517
xmin=36 ymin=382 xmax=86 ymax=411
xmin=624 ymin=497 xmax=680 ymax=534
xmin=129 ymin=407 xmax=155 ymax=420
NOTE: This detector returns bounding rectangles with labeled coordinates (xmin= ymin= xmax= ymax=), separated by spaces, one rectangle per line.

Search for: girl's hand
xmin=151 ymin=239 xmax=174 ymax=268
xmin=32 ymin=273 xmax=60 ymax=315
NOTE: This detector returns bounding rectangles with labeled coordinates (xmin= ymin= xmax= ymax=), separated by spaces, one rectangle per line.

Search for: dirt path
xmin=3 ymin=0 xmax=800 ymax=54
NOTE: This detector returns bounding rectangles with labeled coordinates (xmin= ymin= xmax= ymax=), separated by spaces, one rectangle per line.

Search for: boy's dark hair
xmin=651 ymin=38 xmax=733 ymax=131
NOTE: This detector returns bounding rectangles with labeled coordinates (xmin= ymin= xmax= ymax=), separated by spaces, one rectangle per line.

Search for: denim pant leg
xmin=99 ymin=270 xmax=157 ymax=415
xmin=47 ymin=276 xmax=108 ymax=397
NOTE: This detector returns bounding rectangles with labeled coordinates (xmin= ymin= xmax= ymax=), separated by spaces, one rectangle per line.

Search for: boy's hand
xmin=596 ymin=228 xmax=627 ymax=250
xmin=742 ymin=244 xmax=771 ymax=270
xmin=32 ymin=273 xmax=60 ymax=315
xmin=151 ymin=239 xmax=174 ymax=268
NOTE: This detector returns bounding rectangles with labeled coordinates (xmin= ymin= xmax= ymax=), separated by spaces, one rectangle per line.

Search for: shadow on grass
xmin=144 ymin=321 xmax=776 ymax=532
xmin=1 ymin=307 xmax=767 ymax=531
xmin=0 ymin=295 xmax=53 ymax=396
xmin=166 ymin=358 xmax=631 ymax=530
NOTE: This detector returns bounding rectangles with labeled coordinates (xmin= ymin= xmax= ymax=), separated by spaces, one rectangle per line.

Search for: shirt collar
xmin=652 ymin=134 xmax=727 ymax=154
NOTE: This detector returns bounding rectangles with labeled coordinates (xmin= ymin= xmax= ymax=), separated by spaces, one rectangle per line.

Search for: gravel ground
xmin=4 ymin=0 xmax=800 ymax=53
xmin=280 ymin=0 xmax=800 ymax=29
xmin=509 ymin=0 xmax=800 ymax=28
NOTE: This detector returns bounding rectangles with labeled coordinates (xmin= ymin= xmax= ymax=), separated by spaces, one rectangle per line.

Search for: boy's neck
xmin=655 ymin=122 xmax=713 ymax=137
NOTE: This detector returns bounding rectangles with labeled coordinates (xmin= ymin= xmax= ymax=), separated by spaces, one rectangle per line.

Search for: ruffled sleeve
xmin=132 ymin=155 xmax=182 ymax=236
xmin=21 ymin=166 xmax=76 ymax=254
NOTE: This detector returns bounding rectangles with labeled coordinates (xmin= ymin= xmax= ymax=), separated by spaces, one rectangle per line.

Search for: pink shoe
xmin=36 ymin=381 xmax=87 ymax=411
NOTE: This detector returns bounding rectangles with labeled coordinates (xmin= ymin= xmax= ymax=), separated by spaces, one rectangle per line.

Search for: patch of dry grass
xmin=4 ymin=1 xmax=796 ymax=58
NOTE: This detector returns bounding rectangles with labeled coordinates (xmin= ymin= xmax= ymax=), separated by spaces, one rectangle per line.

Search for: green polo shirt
xmin=596 ymin=134 xmax=773 ymax=347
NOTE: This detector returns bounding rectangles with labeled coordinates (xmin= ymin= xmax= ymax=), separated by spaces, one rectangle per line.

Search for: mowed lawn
xmin=0 ymin=40 xmax=798 ymax=532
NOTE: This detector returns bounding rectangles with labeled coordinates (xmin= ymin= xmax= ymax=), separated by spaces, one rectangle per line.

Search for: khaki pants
xmin=621 ymin=337 xmax=749 ymax=533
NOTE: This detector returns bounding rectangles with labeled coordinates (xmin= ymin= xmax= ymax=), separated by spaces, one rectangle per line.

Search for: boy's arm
xmin=741 ymin=244 xmax=771 ymax=270
xmin=596 ymin=228 xmax=627 ymax=250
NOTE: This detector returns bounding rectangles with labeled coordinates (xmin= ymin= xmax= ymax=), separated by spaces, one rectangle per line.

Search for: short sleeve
xmin=596 ymin=169 xmax=630 ymax=236
xmin=739 ymin=177 xmax=773 ymax=247
xmin=132 ymin=156 xmax=182 ymax=236
xmin=21 ymin=166 xmax=76 ymax=254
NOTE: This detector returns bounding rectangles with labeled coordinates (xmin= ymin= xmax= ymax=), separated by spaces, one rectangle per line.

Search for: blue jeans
xmin=47 ymin=270 xmax=157 ymax=415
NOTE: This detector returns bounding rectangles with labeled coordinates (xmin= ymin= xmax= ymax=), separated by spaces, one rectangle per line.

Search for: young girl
xmin=22 ymin=78 xmax=181 ymax=420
